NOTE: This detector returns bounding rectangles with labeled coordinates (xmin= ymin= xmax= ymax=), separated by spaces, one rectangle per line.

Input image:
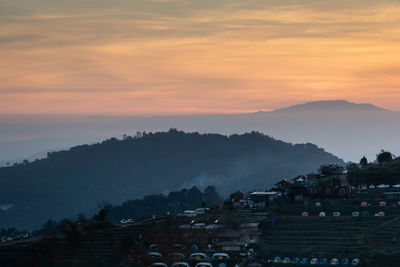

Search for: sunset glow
xmin=1 ymin=0 xmax=400 ymax=114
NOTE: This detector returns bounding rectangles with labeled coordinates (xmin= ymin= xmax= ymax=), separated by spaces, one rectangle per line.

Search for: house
xmin=287 ymin=184 xmax=309 ymax=201
xmin=292 ymin=175 xmax=307 ymax=183
xmin=274 ymin=179 xmax=292 ymax=189
xmin=230 ymin=191 xmax=245 ymax=202
xmin=249 ymin=191 xmax=279 ymax=208
xmin=307 ymin=173 xmax=321 ymax=181
xmin=319 ymin=163 xmax=345 ymax=176
xmin=309 ymin=184 xmax=350 ymax=198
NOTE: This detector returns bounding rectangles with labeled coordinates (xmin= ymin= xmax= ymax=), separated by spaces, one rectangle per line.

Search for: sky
xmin=1 ymin=0 xmax=400 ymax=115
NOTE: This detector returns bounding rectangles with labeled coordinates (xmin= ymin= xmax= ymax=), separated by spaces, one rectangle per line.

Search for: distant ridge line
xmin=272 ymin=100 xmax=388 ymax=113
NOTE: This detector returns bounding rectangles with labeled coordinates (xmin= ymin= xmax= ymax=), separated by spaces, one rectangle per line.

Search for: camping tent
xmin=300 ymin=258 xmax=309 ymax=264
xmin=352 ymin=211 xmax=360 ymax=217
xmin=315 ymin=202 xmax=321 ymax=207
xmin=320 ymin=258 xmax=328 ymax=264
xmin=361 ymin=202 xmax=368 ymax=207
xmin=292 ymin=258 xmax=300 ymax=264
xmin=319 ymin=212 xmax=326 ymax=217
xmin=172 ymin=263 xmax=190 ymax=267
xmin=211 ymin=253 xmax=230 ymax=261
xmin=333 ymin=211 xmax=341 ymax=217
xmin=190 ymin=253 xmax=208 ymax=261
xmin=351 ymin=259 xmax=361 ymax=265
xmin=341 ymin=258 xmax=350 ymax=265
xmin=282 ymin=257 xmax=291 ymax=263
xmin=378 ymin=211 xmax=385 ymax=217
xmin=301 ymin=211 xmax=309 ymax=216
xmin=380 ymin=201 xmax=387 ymax=206
xmin=273 ymin=257 xmax=281 ymax=263
xmin=330 ymin=258 xmax=339 ymax=265
xmin=195 ymin=262 xmax=213 ymax=267
xmin=310 ymin=258 xmax=319 ymax=264
xmin=148 ymin=252 xmax=163 ymax=261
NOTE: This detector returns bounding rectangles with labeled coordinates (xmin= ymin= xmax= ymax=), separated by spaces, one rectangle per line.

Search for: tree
xmin=93 ymin=208 xmax=108 ymax=222
xmin=203 ymin=186 xmax=221 ymax=207
xmin=360 ymin=156 xmax=368 ymax=167
xmin=377 ymin=150 xmax=393 ymax=163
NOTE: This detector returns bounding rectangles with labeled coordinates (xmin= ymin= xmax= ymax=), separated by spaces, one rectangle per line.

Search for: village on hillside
xmin=121 ymin=156 xmax=400 ymax=267
xmin=1 ymin=157 xmax=400 ymax=267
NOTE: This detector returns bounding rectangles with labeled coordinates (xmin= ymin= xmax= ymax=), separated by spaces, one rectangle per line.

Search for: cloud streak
xmin=1 ymin=0 xmax=400 ymax=114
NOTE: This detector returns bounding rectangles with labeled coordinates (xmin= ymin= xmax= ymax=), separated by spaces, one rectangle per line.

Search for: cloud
xmin=1 ymin=0 xmax=400 ymax=114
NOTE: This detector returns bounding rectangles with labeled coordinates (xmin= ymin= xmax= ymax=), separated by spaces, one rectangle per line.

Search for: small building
xmin=292 ymin=175 xmax=307 ymax=183
xmin=319 ymin=163 xmax=344 ymax=176
xmin=307 ymin=173 xmax=321 ymax=181
xmin=249 ymin=191 xmax=278 ymax=208
xmin=230 ymin=191 xmax=245 ymax=202
xmin=274 ymin=179 xmax=292 ymax=189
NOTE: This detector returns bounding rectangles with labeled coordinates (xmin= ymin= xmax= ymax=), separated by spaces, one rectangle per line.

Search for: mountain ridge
xmin=272 ymin=100 xmax=388 ymax=113
xmin=0 ymin=130 xmax=344 ymax=230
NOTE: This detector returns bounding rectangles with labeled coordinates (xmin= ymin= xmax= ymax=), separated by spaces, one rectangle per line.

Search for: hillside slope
xmin=0 ymin=130 xmax=344 ymax=229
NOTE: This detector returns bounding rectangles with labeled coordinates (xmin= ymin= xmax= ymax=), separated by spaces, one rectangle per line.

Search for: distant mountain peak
xmin=274 ymin=100 xmax=387 ymax=112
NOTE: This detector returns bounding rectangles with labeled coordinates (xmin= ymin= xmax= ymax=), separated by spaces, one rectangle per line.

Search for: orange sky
xmin=1 ymin=0 xmax=400 ymax=115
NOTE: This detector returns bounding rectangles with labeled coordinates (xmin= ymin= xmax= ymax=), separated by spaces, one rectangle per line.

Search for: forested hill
xmin=0 ymin=130 xmax=344 ymax=230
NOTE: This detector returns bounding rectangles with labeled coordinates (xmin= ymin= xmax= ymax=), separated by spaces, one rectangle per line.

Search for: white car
xmin=184 ymin=210 xmax=197 ymax=217
xmin=192 ymin=223 xmax=206 ymax=229
xmin=120 ymin=219 xmax=128 ymax=224
xmin=377 ymin=184 xmax=388 ymax=188
xmin=206 ymin=224 xmax=222 ymax=230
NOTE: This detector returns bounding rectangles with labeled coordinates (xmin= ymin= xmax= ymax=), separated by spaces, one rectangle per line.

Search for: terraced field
xmin=1 ymin=208 xmax=400 ymax=266
xmin=369 ymin=217 xmax=400 ymax=254
xmin=261 ymin=217 xmax=382 ymax=256
xmin=0 ymin=223 xmax=147 ymax=267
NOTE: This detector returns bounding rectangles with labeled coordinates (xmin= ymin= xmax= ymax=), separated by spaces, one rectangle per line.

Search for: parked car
xmin=184 ymin=210 xmax=197 ymax=217
xmin=192 ymin=223 xmax=206 ymax=229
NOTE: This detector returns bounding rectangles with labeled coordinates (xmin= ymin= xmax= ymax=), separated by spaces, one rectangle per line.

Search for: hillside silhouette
xmin=0 ymin=130 xmax=344 ymax=230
